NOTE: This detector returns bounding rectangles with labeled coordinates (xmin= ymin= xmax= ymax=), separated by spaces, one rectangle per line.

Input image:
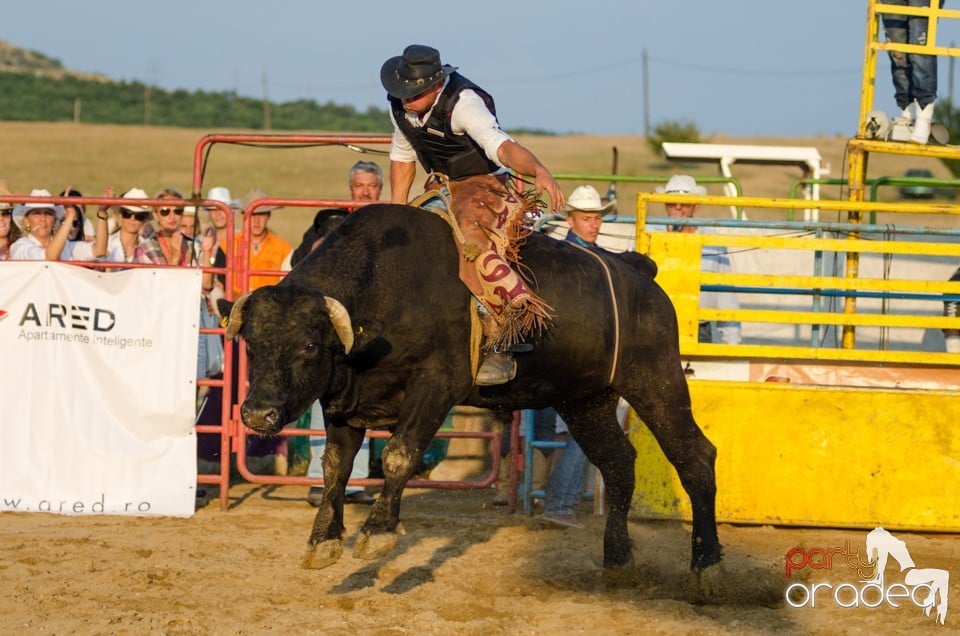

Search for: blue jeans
xmin=883 ymin=0 xmax=943 ymax=109
xmin=419 ymin=186 xmax=450 ymax=212
xmin=306 ymin=401 xmax=369 ymax=494
xmin=543 ymin=435 xmax=591 ymax=516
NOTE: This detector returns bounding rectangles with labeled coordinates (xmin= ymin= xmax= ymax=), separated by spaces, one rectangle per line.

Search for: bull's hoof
xmin=600 ymin=555 xmax=641 ymax=588
xmin=353 ymin=529 xmax=398 ymax=561
xmin=687 ymin=561 xmax=724 ymax=604
xmin=302 ymin=539 xmax=344 ymax=570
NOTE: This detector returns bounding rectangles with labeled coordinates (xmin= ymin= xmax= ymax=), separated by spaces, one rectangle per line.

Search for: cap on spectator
xmin=241 ymin=188 xmax=278 ymax=214
xmin=560 ymin=185 xmax=614 ymax=216
xmin=12 ymin=188 xmax=65 ymax=224
xmin=656 ymin=174 xmax=707 ymax=196
xmin=205 ymin=186 xmax=235 ymax=210
xmin=118 ymin=188 xmax=151 ymax=212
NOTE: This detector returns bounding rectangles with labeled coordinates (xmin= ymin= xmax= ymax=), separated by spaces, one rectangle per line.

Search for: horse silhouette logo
xmin=864 ymin=527 xmax=949 ymax=625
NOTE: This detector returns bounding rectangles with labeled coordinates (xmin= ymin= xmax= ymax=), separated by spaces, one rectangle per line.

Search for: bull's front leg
xmin=303 ymin=420 xmax=366 ymax=569
xmin=353 ymin=389 xmax=456 ymax=562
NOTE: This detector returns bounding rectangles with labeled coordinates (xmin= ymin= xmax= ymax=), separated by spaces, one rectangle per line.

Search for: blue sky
xmin=5 ymin=1 xmax=960 ymax=136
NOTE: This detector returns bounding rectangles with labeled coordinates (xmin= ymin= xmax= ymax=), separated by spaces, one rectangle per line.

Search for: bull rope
xmin=566 ymin=243 xmax=621 ymax=385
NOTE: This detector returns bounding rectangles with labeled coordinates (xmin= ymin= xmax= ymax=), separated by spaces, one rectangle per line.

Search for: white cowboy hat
xmin=561 ymin=185 xmax=615 ymax=215
xmin=205 ymin=186 xmax=238 ymax=210
xmin=655 ymin=174 xmax=707 ymax=196
xmin=12 ymin=188 xmax=65 ymax=226
xmin=118 ymin=187 xmax=152 ymax=212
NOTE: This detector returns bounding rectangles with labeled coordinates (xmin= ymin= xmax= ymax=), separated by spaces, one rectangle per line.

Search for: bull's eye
xmin=303 ymin=342 xmax=318 ymax=355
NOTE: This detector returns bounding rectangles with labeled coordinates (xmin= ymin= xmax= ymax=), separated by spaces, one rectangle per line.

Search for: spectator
xmin=103 ymin=186 xmax=149 ymax=263
xmin=539 ymin=185 xmax=613 ymax=528
xmin=202 ymin=186 xmax=236 ymax=315
xmin=59 ymin=188 xmax=94 ymax=242
xmin=348 ymin=160 xmax=384 ymax=204
xmin=179 ymin=205 xmax=199 ymax=239
xmin=10 ymin=188 xmax=107 ymax=261
xmin=0 ymin=184 xmax=22 ymax=260
xmin=233 ymin=188 xmax=291 ymax=294
xmin=944 ymin=266 xmax=960 ymax=353
xmin=136 ymin=187 xmax=212 ymax=268
xmin=883 ymin=0 xmax=944 ymax=144
xmin=230 ymin=188 xmax=293 ymax=474
xmin=650 ymin=175 xmax=741 ymax=345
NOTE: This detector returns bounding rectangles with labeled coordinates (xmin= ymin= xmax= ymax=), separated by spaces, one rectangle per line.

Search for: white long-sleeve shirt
xmin=9 ymin=234 xmax=98 ymax=261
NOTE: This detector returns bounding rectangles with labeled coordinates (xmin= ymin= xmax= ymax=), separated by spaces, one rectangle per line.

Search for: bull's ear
xmin=216 ymin=298 xmax=233 ymax=320
xmin=324 ymin=296 xmax=354 ymax=354
xmin=222 ymin=292 xmax=251 ymax=340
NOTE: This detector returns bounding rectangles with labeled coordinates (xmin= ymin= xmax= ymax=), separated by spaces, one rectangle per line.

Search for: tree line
xmin=0 ymin=72 xmax=392 ymax=132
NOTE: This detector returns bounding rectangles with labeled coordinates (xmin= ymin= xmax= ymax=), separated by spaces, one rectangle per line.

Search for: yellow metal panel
xmin=629 ymin=380 xmax=960 ymax=531
xmin=699 ymin=309 xmax=959 ymax=330
xmin=701 ymin=273 xmax=960 ymax=294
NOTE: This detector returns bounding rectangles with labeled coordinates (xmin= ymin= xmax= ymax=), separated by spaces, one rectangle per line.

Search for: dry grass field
xmin=0 ymin=121 xmax=952 ymax=246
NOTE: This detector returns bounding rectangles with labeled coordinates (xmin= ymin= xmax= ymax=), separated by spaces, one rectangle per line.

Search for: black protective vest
xmin=389 ymin=73 xmax=501 ymax=180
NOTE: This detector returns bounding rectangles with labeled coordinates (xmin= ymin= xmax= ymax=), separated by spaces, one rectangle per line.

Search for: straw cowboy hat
xmin=0 ymin=183 xmax=15 ymax=211
xmin=240 ymin=188 xmax=279 ymax=213
xmin=560 ymin=185 xmax=615 ymax=216
xmin=380 ymin=45 xmax=458 ymax=100
xmin=12 ymin=188 xmax=65 ymax=226
xmin=655 ymin=174 xmax=707 ymax=196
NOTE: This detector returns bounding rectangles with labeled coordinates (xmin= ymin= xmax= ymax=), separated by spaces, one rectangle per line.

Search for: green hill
xmin=0 ymin=39 xmax=390 ymax=132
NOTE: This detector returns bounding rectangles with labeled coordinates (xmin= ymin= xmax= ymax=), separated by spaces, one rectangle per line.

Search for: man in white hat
xmin=561 ymin=185 xmax=615 ymax=249
xmin=650 ymin=174 xmax=741 ymax=345
xmin=538 ymin=184 xmax=615 ymax=527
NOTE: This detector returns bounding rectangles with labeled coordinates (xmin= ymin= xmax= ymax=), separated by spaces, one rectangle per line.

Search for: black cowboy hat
xmin=380 ymin=45 xmax=458 ymax=100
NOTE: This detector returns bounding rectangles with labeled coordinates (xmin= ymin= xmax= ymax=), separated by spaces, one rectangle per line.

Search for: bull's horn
xmin=324 ymin=296 xmax=354 ymax=354
xmin=224 ymin=292 xmax=251 ymax=340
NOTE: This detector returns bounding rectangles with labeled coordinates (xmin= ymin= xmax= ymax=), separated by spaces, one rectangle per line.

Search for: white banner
xmin=0 ymin=262 xmax=200 ymax=517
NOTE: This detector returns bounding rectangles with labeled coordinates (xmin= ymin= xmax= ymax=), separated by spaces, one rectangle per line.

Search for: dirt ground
xmin=1 ymin=483 xmax=957 ymax=635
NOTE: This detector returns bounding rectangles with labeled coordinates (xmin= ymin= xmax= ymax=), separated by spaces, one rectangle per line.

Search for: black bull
xmin=222 ymin=204 xmax=722 ymax=577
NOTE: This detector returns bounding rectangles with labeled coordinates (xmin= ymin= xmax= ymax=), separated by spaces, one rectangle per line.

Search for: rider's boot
xmin=476 ymin=350 xmax=516 ymax=385
xmin=476 ymin=313 xmax=516 ymax=386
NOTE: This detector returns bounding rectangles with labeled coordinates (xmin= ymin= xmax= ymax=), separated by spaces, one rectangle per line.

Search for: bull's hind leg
xmin=556 ymin=391 xmax=636 ymax=569
xmin=620 ymin=365 xmax=722 ymax=573
xmin=303 ymin=420 xmax=367 ymax=569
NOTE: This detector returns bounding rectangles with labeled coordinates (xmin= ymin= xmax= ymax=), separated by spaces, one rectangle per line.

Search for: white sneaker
xmin=910 ymin=102 xmax=936 ymax=145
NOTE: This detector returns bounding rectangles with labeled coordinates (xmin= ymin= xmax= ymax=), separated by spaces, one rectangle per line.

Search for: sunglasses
xmin=0 ymin=210 xmax=11 ymax=217
xmin=158 ymin=207 xmax=184 ymax=217
xmin=120 ymin=210 xmax=150 ymax=222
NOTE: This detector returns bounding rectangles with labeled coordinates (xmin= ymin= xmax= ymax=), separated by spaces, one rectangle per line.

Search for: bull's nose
xmin=240 ymin=401 xmax=281 ymax=434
